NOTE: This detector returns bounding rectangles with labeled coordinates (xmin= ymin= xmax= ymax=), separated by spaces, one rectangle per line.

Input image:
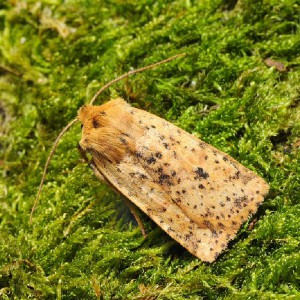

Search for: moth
xmin=32 ymin=54 xmax=269 ymax=262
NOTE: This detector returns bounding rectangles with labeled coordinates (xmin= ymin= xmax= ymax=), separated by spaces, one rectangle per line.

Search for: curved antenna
xmin=30 ymin=118 xmax=78 ymax=223
xmin=31 ymin=53 xmax=185 ymax=222
xmin=90 ymin=53 xmax=185 ymax=105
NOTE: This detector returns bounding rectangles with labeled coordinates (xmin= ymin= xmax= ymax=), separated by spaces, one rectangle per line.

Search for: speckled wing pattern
xmin=78 ymin=99 xmax=269 ymax=262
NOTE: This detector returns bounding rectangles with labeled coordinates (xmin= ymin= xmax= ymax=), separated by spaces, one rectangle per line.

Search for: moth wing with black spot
xmin=78 ymin=98 xmax=269 ymax=262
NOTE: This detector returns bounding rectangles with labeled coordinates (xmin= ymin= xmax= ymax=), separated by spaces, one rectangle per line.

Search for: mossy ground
xmin=0 ymin=0 xmax=299 ymax=299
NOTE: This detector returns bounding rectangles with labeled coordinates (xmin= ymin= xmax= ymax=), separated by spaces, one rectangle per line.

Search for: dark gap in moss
xmin=220 ymin=0 xmax=239 ymax=11
xmin=235 ymin=127 xmax=246 ymax=139
xmin=270 ymin=129 xmax=291 ymax=147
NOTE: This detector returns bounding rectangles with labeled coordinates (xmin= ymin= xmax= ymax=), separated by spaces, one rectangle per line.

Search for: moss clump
xmin=1 ymin=0 xmax=299 ymax=299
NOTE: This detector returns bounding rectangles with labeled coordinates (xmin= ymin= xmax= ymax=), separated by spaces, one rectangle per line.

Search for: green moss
xmin=1 ymin=0 xmax=299 ymax=299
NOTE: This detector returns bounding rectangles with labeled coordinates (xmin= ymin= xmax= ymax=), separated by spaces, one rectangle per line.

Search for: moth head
xmin=77 ymin=98 xmax=142 ymax=165
xmin=77 ymin=104 xmax=110 ymax=151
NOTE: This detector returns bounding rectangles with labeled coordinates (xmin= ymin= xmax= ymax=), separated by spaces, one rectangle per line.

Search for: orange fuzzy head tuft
xmin=78 ymin=98 xmax=142 ymax=163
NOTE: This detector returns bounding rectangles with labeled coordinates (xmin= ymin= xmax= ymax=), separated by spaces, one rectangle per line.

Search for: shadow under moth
xmin=31 ymin=54 xmax=269 ymax=262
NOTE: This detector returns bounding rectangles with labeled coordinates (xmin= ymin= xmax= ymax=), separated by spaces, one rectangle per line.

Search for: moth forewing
xmin=78 ymin=98 xmax=269 ymax=262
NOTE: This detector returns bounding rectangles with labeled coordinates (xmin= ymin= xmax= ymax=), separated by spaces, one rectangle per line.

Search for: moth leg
xmin=78 ymin=143 xmax=108 ymax=183
xmin=88 ymin=160 xmax=108 ymax=183
xmin=124 ymin=198 xmax=147 ymax=238
xmin=78 ymin=143 xmax=89 ymax=163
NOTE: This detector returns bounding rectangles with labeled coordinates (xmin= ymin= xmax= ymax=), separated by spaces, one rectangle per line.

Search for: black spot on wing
xmin=157 ymin=167 xmax=163 ymax=173
xmin=157 ymin=173 xmax=174 ymax=186
xmin=194 ymin=167 xmax=209 ymax=180
xmin=233 ymin=196 xmax=248 ymax=209
xmin=146 ymin=156 xmax=156 ymax=164
xmin=163 ymin=143 xmax=170 ymax=149
xmin=198 ymin=184 xmax=205 ymax=189
xmin=155 ymin=152 xmax=163 ymax=159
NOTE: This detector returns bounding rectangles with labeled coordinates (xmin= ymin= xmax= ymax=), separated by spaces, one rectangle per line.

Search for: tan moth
xmin=31 ymin=54 xmax=269 ymax=262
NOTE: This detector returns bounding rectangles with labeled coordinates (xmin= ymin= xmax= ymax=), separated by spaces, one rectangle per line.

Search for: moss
xmin=1 ymin=0 xmax=299 ymax=299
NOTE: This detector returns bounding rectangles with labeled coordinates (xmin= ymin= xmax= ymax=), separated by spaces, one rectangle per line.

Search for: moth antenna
xmin=89 ymin=53 xmax=186 ymax=105
xmin=30 ymin=117 xmax=78 ymax=223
